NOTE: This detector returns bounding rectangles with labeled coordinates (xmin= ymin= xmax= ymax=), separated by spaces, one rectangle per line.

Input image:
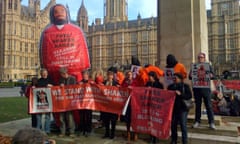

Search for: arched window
xmin=14 ymin=0 xmax=17 ymax=10
xmin=8 ymin=0 xmax=12 ymax=9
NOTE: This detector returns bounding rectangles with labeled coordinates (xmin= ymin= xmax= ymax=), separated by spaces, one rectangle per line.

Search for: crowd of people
xmin=1 ymin=3 xmax=218 ymax=144
xmin=21 ymin=52 xmax=218 ymax=144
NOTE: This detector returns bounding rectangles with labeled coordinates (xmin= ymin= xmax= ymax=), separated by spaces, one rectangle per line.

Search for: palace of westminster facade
xmin=0 ymin=0 xmax=239 ymax=81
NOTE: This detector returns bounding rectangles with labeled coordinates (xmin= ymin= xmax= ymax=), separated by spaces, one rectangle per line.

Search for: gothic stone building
xmin=77 ymin=0 xmax=158 ymax=72
xmin=0 ymin=0 xmax=55 ymax=81
xmin=208 ymin=0 xmax=240 ymax=75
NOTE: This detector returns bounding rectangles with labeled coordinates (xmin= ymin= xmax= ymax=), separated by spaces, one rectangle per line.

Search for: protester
xmin=130 ymin=56 xmax=145 ymax=87
xmin=102 ymin=70 xmax=119 ymax=139
xmin=121 ymin=70 xmax=138 ymax=141
xmin=25 ymin=77 xmax=38 ymax=128
xmin=166 ymin=54 xmax=187 ymax=78
xmin=146 ymin=71 xmax=164 ymax=89
xmin=78 ymin=70 xmax=94 ymax=137
xmin=12 ymin=127 xmax=56 ymax=144
xmin=94 ymin=69 xmax=104 ymax=85
xmin=58 ymin=67 xmax=77 ymax=137
xmin=145 ymin=71 xmax=164 ymax=143
xmin=35 ymin=69 xmax=53 ymax=134
xmin=168 ymin=73 xmax=192 ymax=144
xmin=165 ymin=54 xmax=187 ymax=87
xmin=189 ymin=52 xmax=216 ymax=129
xmin=107 ymin=66 xmax=124 ymax=85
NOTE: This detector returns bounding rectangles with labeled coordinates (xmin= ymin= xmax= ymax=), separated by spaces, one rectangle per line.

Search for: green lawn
xmin=0 ymin=97 xmax=30 ymax=123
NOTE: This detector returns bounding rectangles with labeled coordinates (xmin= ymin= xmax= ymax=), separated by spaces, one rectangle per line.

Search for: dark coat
xmin=59 ymin=75 xmax=76 ymax=85
xmin=37 ymin=77 xmax=53 ymax=87
xmin=103 ymin=80 xmax=119 ymax=86
xmin=145 ymin=80 xmax=164 ymax=89
xmin=168 ymin=82 xmax=192 ymax=112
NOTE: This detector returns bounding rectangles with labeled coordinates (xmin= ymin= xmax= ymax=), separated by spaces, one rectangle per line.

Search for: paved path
xmin=0 ymin=118 xmax=149 ymax=144
xmin=0 ymin=118 xmax=240 ymax=144
xmin=0 ymin=87 xmax=21 ymax=97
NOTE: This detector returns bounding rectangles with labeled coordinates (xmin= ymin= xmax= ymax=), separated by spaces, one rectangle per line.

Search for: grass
xmin=0 ymin=97 xmax=30 ymax=123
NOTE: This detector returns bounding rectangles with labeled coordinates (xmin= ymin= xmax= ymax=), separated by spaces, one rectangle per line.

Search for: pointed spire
xmin=78 ymin=0 xmax=88 ymax=16
xmin=137 ymin=12 xmax=141 ymax=19
xmin=81 ymin=0 xmax=85 ymax=7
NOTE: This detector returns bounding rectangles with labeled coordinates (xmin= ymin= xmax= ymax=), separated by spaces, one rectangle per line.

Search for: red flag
xmin=131 ymin=87 xmax=175 ymax=139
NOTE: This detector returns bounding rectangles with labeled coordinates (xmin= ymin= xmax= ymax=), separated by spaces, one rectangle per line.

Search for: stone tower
xmin=104 ymin=0 xmax=128 ymax=23
xmin=77 ymin=0 xmax=88 ymax=33
xmin=0 ymin=0 xmax=55 ymax=81
xmin=157 ymin=0 xmax=209 ymax=70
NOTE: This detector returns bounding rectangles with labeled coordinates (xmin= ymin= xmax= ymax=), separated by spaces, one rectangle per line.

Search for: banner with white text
xmin=29 ymin=84 xmax=131 ymax=114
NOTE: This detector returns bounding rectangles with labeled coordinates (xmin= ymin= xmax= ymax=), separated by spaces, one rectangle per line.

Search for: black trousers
xmin=102 ymin=112 xmax=118 ymax=136
xmin=79 ymin=109 xmax=92 ymax=133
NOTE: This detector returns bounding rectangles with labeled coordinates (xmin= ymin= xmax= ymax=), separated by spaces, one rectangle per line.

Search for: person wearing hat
xmin=58 ymin=67 xmax=77 ymax=137
xmin=168 ymin=73 xmax=192 ymax=144
xmin=189 ymin=52 xmax=216 ymax=130
xmin=145 ymin=71 xmax=164 ymax=143
xmin=78 ymin=70 xmax=94 ymax=137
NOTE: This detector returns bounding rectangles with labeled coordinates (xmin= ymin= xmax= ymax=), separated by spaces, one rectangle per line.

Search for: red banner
xmin=131 ymin=87 xmax=176 ymax=139
xmin=29 ymin=84 xmax=131 ymax=114
xmin=214 ymin=80 xmax=240 ymax=90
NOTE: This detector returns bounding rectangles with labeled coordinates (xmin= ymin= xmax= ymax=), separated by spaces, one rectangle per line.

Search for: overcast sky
xmin=21 ymin=0 xmax=211 ymax=24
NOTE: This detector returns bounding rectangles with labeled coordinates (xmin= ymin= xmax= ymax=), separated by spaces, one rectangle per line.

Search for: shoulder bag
xmin=182 ymin=84 xmax=194 ymax=109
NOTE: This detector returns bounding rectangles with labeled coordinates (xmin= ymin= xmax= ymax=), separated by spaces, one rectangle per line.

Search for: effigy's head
xmin=50 ymin=4 xmax=70 ymax=25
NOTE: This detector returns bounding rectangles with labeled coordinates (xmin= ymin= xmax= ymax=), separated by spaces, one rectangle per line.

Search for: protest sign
xmin=191 ymin=63 xmax=211 ymax=88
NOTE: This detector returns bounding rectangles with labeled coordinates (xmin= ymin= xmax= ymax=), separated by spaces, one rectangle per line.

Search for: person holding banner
xmin=78 ymin=70 xmax=94 ymax=137
xmin=164 ymin=54 xmax=187 ymax=87
xmin=121 ymin=70 xmax=138 ymax=141
xmin=25 ymin=77 xmax=38 ymax=128
xmin=58 ymin=67 xmax=77 ymax=137
xmin=145 ymin=71 xmax=164 ymax=144
xmin=168 ymin=73 xmax=192 ymax=144
xmin=102 ymin=70 xmax=119 ymax=139
xmin=36 ymin=69 xmax=53 ymax=134
xmin=189 ymin=52 xmax=216 ymax=130
xmin=108 ymin=66 xmax=124 ymax=85
xmin=94 ymin=69 xmax=104 ymax=85
xmin=146 ymin=71 xmax=164 ymax=89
